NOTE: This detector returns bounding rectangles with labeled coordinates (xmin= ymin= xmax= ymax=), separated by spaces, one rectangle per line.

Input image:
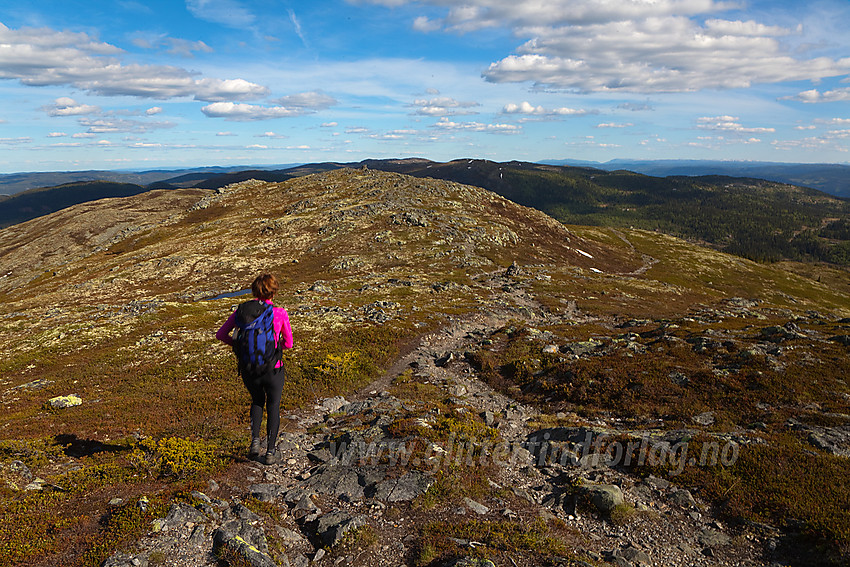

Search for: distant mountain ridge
xmin=0 ymin=181 xmax=157 ymax=229
xmin=1 ymin=158 xmax=848 ymax=265
xmin=4 ymin=159 xmax=848 ymax=198
xmin=0 ymin=164 xmax=302 ymax=196
xmin=542 ymin=159 xmax=850 ymax=198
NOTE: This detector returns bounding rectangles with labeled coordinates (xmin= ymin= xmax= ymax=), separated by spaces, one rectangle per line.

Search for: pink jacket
xmin=216 ymin=299 xmax=293 ymax=367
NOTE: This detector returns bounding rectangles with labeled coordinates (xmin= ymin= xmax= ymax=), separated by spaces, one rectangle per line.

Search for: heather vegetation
xmin=471 ymin=318 xmax=850 ymax=554
xmin=0 ymin=168 xmax=847 ymax=566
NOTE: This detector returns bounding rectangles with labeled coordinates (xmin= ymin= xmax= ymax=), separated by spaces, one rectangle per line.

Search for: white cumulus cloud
xmin=201 ymin=102 xmax=304 ymax=120
xmin=773 ymin=130 xmax=850 ymax=152
xmin=366 ymin=129 xmax=419 ymax=140
xmin=697 ymin=116 xmax=775 ymax=134
xmin=815 ymin=118 xmax=850 ymax=126
xmin=271 ymin=91 xmax=337 ymax=109
xmin=0 ymin=22 xmax=268 ymax=101
xmin=411 ymin=96 xmax=480 ymax=116
xmin=202 ymin=91 xmax=337 ymax=121
xmin=361 ymin=0 xmax=850 ymax=93
xmin=502 ymin=101 xmax=588 ymax=116
xmin=132 ymin=34 xmax=213 ymax=57
xmin=433 ymin=117 xmax=521 ymax=134
xmin=78 ymin=117 xmax=176 ymax=134
xmin=788 ymin=88 xmax=850 ymax=103
xmin=43 ymin=97 xmax=100 ymax=116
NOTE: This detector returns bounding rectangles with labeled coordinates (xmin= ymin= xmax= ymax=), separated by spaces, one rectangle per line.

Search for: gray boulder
xmin=250 ymin=484 xmax=284 ymax=503
xmin=670 ymin=488 xmax=697 ymax=509
xmin=807 ymin=426 xmax=850 ymax=457
xmin=314 ymin=510 xmax=368 ymax=547
xmin=581 ymin=484 xmax=624 ymax=515
xmin=291 ymin=494 xmax=320 ymax=521
xmin=698 ymin=528 xmax=731 ymax=548
xmin=562 ymin=339 xmax=604 ymax=356
xmin=619 ymin=546 xmax=652 ymax=566
xmin=275 ymin=526 xmax=311 ymax=549
xmin=761 ymin=324 xmax=803 ymax=342
xmin=692 ymin=411 xmax=716 ymax=426
xmin=320 ymin=396 xmax=348 ymax=413
xmin=47 ymin=394 xmax=82 ymax=409
xmin=155 ymin=502 xmax=207 ymax=532
xmin=371 ymin=470 xmax=433 ymax=502
xmin=304 ymin=464 xmax=366 ymax=501
xmin=463 ymin=497 xmax=490 ymax=515
xmin=213 ymin=519 xmax=280 ymax=567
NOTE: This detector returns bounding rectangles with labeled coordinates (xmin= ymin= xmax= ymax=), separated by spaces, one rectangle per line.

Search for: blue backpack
xmin=233 ymin=301 xmax=281 ymax=376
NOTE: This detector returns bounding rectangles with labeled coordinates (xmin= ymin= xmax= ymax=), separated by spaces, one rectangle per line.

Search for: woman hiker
xmin=216 ymin=273 xmax=293 ymax=464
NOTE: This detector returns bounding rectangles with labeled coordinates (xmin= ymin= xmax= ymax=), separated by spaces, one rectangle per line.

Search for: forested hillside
xmin=0 ymin=181 xmax=150 ymax=229
xmin=353 ymin=160 xmax=850 ymax=265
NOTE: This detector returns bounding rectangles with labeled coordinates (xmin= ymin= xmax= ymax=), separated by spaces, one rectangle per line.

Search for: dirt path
xmin=357 ymin=265 xmax=581 ymax=399
xmin=358 ymin=308 xmax=518 ymax=399
xmin=610 ymin=228 xmax=659 ymax=276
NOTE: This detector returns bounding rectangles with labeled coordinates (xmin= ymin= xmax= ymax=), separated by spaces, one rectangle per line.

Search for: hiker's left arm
xmin=277 ymin=309 xmax=293 ymax=349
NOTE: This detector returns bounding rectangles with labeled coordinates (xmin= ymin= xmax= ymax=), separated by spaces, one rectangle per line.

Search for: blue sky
xmin=1 ymin=0 xmax=849 ymax=172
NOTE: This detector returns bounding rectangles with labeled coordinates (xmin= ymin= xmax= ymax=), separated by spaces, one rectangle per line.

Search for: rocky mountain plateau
xmin=0 ymin=168 xmax=848 ymax=567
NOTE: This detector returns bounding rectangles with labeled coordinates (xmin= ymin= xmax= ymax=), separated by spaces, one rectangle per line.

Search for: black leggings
xmin=241 ymin=365 xmax=285 ymax=450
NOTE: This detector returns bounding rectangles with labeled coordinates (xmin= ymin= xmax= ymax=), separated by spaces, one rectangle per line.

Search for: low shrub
xmin=414 ymin=517 xmax=571 ymax=566
xmin=128 ymin=436 xmax=225 ymax=480
xmin=79 ymin=496 xmax=169 ymax=567
xmin=634 ymin=433 xmax=850 ymax=559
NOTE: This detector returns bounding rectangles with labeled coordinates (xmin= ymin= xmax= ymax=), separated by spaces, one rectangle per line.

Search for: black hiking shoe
xmin=263 ymin=447 xmax=280 ymax=465
xmin=249 ymin=438 xmax=262 ymax=458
